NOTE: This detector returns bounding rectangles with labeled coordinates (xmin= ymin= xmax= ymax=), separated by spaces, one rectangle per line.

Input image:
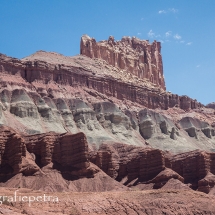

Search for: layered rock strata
xmin=0 ymin=126 xmax=92 ymax=181
xmin=0 ymin=51 xmax=211 ymax=153
xmin=81 ymin=35 xmax=166 ymax=90
xmin=165 ymin=150 xmax=215 ymax=190
xmin=1 ymin=126 xmax=215 ymax=194
xmin=0 ymin=50 xmax=203 ymax=113
xmin=24 ymin=132 xmax=89 ymax=170
xmin=0 ymin=126 xmax=39 ymax=181
xmin=0 ymin=86 xmax=212 ymax=153
xmin=91 ymin=143 xmax=215 ymax=193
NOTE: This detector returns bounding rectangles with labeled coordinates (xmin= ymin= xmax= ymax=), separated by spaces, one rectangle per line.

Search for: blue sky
xmin=0 ymin=0 xmax=214 ymax=105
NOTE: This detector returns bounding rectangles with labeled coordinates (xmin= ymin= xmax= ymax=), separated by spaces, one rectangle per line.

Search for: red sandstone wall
xmin=80 ymin=35 xmax=166 ymax=90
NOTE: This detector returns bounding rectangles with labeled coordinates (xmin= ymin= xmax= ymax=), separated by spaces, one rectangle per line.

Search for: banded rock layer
xmin=1 ymin=126 xmax=215 ymax=194
xmin=0 ymin=126 xmax=91 ymax=181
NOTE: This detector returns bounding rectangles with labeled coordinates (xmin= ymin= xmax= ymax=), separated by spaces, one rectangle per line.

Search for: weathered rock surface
xmin=198 ymin=172 xmax=215 ymax=194
xmin=147 ymin=168 xmax=184 ymax=189
xmin=0 ymin=126 xmax=39 ymax=181
xmin=81 ymin=35 xmax=166 ymax=90
xmin=88 ymin=143 xmax=215 ymax=194
xmin=165 ymin=150 xmax=215 ymax=191
xmin=90 ymin=143 xmax=164 ymax=183
xmin=0 ymin=39 xmax=214 ymax=156
xmin=0 ymin=49 xmax=213 ymax=154
xmin=137 ymin=108 xmax=215 ymax=154
xmin=0 ymin=126 xmax=90 ymax=179
xmin=0 ymin=47 xmax=203 ymax=116
xmin=0 ymin=126 xmax=128 ymax=192
xmin=161 ymin=178 xmax=191 ymax=190
xmin=179 ymin=116 xmax=215 ymax=139
xmin=1 ymin=125 xmax=215 ymax=194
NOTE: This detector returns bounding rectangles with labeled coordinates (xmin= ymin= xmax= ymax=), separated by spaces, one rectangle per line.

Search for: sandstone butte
xmin=0 ymin=35 xmax=215 ymax=214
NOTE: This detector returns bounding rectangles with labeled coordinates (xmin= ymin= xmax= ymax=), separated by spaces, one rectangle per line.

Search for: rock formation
xmin=81 ymin=35 xmax=166 ymax=90
xmin=0 ymin=126 xmax=91 ymax=181
xmin=0 ymin=50 xmax=203 ymax=114
xmin=89 ymin=143 xmax=215 ymax=194
xmin=1 ymin=125 xmax=215 ymax=195
xmin=0 ymin=34 xmax=215 ymax=209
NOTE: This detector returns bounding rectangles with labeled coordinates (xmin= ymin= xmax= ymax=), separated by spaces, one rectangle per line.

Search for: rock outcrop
xmin=165 ymin=150 xmax=215 ymax=191
xmin=89 ymin=143 xmax=215 ymax=194
xmin=0 ymin=126 xmax=39 ymax=181
xmin=0 ymin=50 xmax=203 ymax=115
xmin=24 ymin=132 xmax=89 ymax=173
xmin=81 ymin=35 xmax=166 ymax=90
xmin=0 ymin=125 xmax=130 ymax=192
xmin=90 ymin=143 xmax=164 ymax=183
xmin=1 ymin=34 xmax=215 ymax=215
xmin=0 ymin=126 xmax=93 ymax=180
xmin=1 ymin=125 xmax=215 ymax=194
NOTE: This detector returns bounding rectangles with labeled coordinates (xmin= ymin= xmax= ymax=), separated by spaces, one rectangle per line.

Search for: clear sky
xmin=0 ymin=0 xmax=214 ymax=105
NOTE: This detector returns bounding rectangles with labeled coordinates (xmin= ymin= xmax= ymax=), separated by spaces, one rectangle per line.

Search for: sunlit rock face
xmin=81 ymin=35 xmax=166 ymax=90
xmin=69 ymin=98 xmax=112 ymax=147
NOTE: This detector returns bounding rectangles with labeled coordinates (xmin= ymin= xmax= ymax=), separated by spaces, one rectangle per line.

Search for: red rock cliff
xmin=81 ymin=35 xmax=166 ymax=90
